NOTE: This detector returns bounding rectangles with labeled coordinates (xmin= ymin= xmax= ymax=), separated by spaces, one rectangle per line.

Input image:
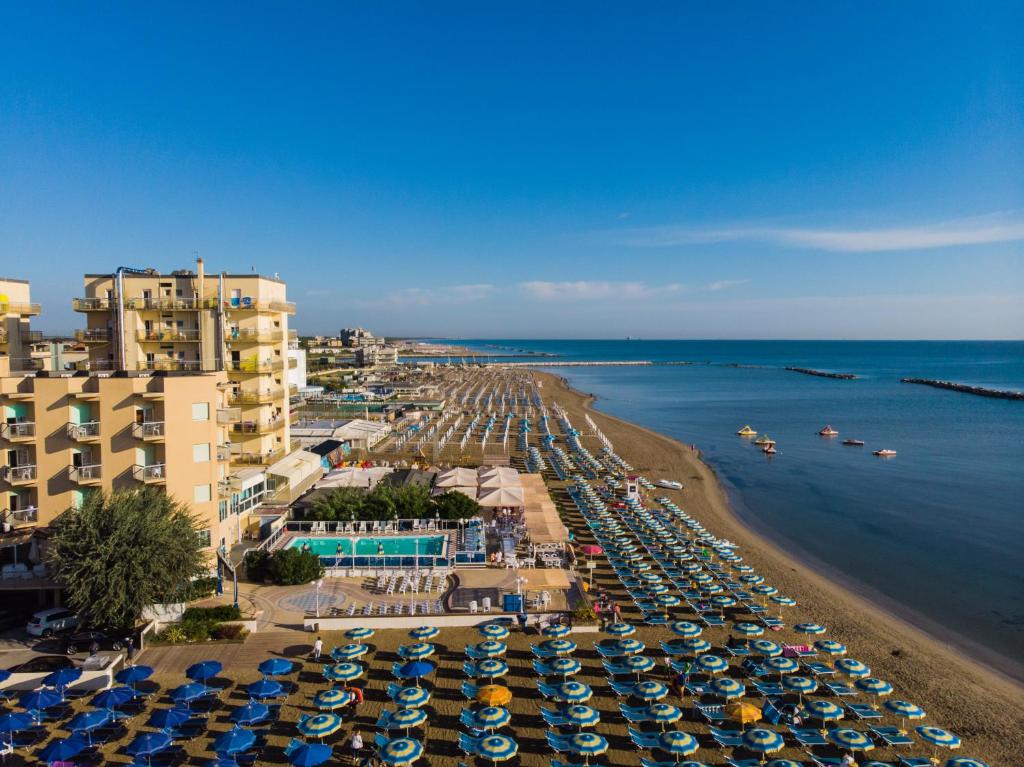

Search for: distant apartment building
xmin=340 ymin=327 xmax=384 ymax=348
xmin=0 ymin=279 xmax=43 ymax=372
xmin=355 ymin=345 xmax=399 ymax=368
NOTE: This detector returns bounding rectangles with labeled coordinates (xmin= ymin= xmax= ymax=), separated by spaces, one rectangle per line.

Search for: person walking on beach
xmin=349 ymin=730 xmax=364 ymax=765
xmin=125 ymin=636 xmax=136 ymax=666
xmin=312 ymin=636 xmax=323 ymax=661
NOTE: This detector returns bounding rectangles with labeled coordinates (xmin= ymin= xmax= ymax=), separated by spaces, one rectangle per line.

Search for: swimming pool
xmin=289 ymin=535 xmax=447 ymax=557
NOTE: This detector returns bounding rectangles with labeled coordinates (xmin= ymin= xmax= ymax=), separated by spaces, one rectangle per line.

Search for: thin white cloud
xmin=519 ymin=280 xmax=683 ymax=302
xmin=354 ymin=283 xmax=496 ymax=308
xmin=609 ymin=212 xmax=1024 ymax=252
xmin=705 ymin=279 xmax=750 ymax=292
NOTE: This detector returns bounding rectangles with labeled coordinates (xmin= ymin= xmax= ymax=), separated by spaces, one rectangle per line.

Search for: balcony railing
xmin=228 ymin=388 xmax=285 ymax=406
xmin=232 ymin=447 xmax=287 ymax=465
xmin=126 ymin=297 xmax=218 ymax=311
xmin=231 ymin=419 xmax=285 ymax=435
xmin=0 ymin=328 xmax=6 ymax=343
xmin=139 ymin=360 xmax=204 ymax=372
xmin=226 ymin=329 xmax=285 ymax=343
xmin=74 ymin=329 xmax=112 ymax=343
xmin=68 ymin=464 xmax=102 ymax=483
xmin=216 ymin=444 xmax=233 ymax=462
xmin=0 ymin=302 xmax=42 ymax=316
xmin=2 ymin=507 xmax=38 ymax=527
xmin=72 ymin=298 xmax=113 ymax=311
xmin=226 ymin=358 xmax=284 ymax=374
xmin=134 ymin=463 xmax=167 ymax=483
xmin=66 ymin=422 xmax=101 ymax=441
xmin=0 ymin=422 xmax=35 ymax=440
xmin=132 ymin=421 xmax=165 ymax=440
xmin=137 ymin=329 xmax=201 ymax=343
xmin=71 ymin=359 xmax=116 ymax=372
xmin=3 ymin=465 xmax=37 ymax=484
xmin=224 ymin=300 xmax=296 ymax=314
xmin=25 ymin=331 xmax=44 ymax=343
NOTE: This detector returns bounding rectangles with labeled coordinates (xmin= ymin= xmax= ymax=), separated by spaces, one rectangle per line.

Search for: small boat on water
xmin=819 ymin=425 xmax=839 ymax=436
xmin=873 ymin=449 xmax=897 ymax=457
xmin=737 ymin=425 xmax=757 ymax=437
xmin=654 ymin=479 xmax=683 ymax=490
xmin=763 ymin=444 xmax=777 ymax=455
xmin=842 ymin=439 xmax=865 ymax=446
xmin=754 ymin=434 xmax=775 ymax=446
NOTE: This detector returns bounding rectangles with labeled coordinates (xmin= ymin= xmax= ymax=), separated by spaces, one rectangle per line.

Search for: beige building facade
xmin=0 ymin=279 xmax=43 ymax=372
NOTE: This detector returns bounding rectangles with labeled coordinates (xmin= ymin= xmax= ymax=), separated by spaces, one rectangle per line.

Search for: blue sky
xmin=2 ymin=2 xmax=1022 ymax=338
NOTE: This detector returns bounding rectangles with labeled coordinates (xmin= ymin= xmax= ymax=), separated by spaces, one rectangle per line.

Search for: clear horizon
xmin=3 ymin=3 xmax=1022 ymax=339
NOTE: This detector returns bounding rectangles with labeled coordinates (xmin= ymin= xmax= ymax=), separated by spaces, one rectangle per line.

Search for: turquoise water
xmin=289 ymin=535 xmax=446 ymax=557
xmin=456 ymin=340 xmax=1024 ymax=674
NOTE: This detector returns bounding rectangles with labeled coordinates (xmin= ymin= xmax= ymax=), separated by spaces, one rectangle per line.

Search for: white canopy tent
xmin=435 ymin=467 xmax=479 ymax=488
xmin=477 ymin=485 xmax=526 ymax=507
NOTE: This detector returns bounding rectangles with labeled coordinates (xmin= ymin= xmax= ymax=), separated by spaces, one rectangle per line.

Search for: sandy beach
xmin=539 ymin=370 xmax=1024 ymax=764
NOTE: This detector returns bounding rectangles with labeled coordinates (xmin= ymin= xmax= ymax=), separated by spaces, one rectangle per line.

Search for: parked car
xmin=26 ymin=608 xmax=79 ymax=637
xmin=60 ymin=630 xmax=124 ymax=655
xmin=5 ymin=655 xmax=75 ymax=673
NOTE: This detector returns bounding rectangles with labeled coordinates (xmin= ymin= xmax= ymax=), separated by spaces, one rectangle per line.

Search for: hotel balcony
xmin=226 ymin=358 xmax=285 ymax=374
xmin=0 ymin=422 xmax=36 ymax=442
xmin=25 ymin=331 xmax=44 ymax=343
xmin=231 ymin=419 xmax=285 ymax=436
xmin=227 ymin=388 xmax=285 ymax=406
xmin=0 ymin=302 xmax=42 ymax=316
xmin=134 ymin=463 xmax=167 ymax=483
xmin=2 ymin=465 xmax=37 ymax=485
xmin=131 ymin=421 xmax=165 ymax=441
xmin=68 ymin=464 xmax=102 ymax=485
xmin=72 ymin=360 xmax=115 ymax=372
xmin=126 ymin=297 xmax=218 ymax=311
xmin=72 ymin=298 xmax=113 ymax=312
xmin=232 ymin=446 xmax=287 ymax=466
xmin=74 ymin=329 xmax=112 ymax=343
xmin=137 ymin=329 xmax=201 ymax=343
xmin=0 ymin=328 xmax=6 ymax=343
xmin=226 ymin=329 xmax=285 ymax=344
xmin=139 ymin=360 xmax=204 ymax=372
xmin=66 ymin=422 xmax=101 ymax=442
xmin=217 ymin=444 xmax=233 ymax=462
xmin=224 ymin=300 xmax=296 ymax=314
xmin=2 ymin=507 xmax=39 ymax=529
xmin=217 ymin=407 xmax=241 ymax=425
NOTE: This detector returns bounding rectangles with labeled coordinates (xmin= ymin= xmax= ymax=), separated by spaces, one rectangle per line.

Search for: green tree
xmin=432 ymin=491 xmax=481 ymax=520
xmin=267 ymin=548 xmax=324 ymax=585
xmin=47 ymin=488 xmax=207 ymax=630
xmin=308 ymin=487 xmax=366 ymax=522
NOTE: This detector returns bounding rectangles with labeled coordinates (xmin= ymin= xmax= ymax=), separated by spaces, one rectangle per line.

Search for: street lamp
xmin=314 ymin=578 xmax=324 ymax=618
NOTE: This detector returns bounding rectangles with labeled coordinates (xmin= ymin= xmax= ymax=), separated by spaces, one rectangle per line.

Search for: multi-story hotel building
xmin=0 ymin=278 xmax=43 ymax=372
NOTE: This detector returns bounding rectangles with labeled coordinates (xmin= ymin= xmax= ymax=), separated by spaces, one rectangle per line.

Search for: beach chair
xmin=608 ymin=680 xmax=638 ymax=697
xmin=627 ymin=727 xmax=662 ymax=750
xmin=618 ymin=704 xmax=652 ymax=723
xmin=803 ymin=661 xmax=835 ymax=676
xmin=787 ymin=727 xmax=828 ymax=746
xmin=897 ymin=759 xmax=933 ymax=767
xmin=809 ymin=758 xmax=843 ymax=767
xmin=594 ymin=644 xmax=624 ymax=659
xmin=462 ymin=661 xmax=478 ymax=678
xmin=701 ymin=615 xmax=726 ymax=628
xmin=846 ymin=703 xmax=882 ymax=720
xmin=752 ymin=680 xmax=785 ymax=697
xmin=708 ymin=726 xmax=744 ymax=747
xmin=693 ymin=703 xmax=727 ymax=723
xmin=540 ymin=708 xmax=570 ymax=728
xmin=824 ymin=680 xmax=856 ymax=696
xmin=870 ymin=726 xmax=915 ymax=746
xmin=641 ymin=760 xmax=683 ymax=767
xmin=760 ymin=616 xmax=784 ymax=628
xmin=726 ymin=760 xmax=767 ymax=767
xmin=460 ymin=681 xmax=479 ymax=700
xmin=683 ymin=681 xmax=707 ymax=696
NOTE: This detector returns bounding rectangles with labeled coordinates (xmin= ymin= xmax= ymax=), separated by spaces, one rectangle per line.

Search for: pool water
xmin=288 ymin=535 xmax=446 ymax=557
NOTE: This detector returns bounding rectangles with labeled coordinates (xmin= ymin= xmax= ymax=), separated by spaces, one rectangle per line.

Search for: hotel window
xmin=192 ymin=443 xmax=210 ymax=463
xmin=196 ymin=529 xmax=211 ymax=548
xmin=193 ymin=483 xmax=212 ymax=503
xmin=191 ymin=402 xmax=210 ymax=421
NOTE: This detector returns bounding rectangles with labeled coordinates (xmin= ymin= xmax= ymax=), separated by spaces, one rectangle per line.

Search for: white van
xmin=26 ymin=608 xmax=79 ymax=637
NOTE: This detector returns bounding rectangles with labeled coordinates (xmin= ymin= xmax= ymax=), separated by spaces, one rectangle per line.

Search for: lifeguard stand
xmin=625 ymin=476 xmax=640 ymax=502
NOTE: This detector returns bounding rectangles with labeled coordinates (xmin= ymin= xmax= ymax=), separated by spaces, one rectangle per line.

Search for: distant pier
xmin=900 ymin=378 xmax=1024 ymax=401
xmin=786 ymin=366 xmax=857 ymax=380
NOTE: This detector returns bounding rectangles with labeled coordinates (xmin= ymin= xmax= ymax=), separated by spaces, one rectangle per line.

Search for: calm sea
xmin=450 ymin=340 xmax=1024 ymax=672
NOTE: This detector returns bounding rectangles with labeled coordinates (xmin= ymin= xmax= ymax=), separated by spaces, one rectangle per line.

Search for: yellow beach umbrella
xmin=725 ymin=701 xmax=763 ymax=727
xmin=476 ymin=685 xmax=513 ymax=707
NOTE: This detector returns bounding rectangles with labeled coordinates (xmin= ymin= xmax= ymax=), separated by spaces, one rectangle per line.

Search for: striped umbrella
xmin=751 ymin=640 xmax=783 ymax=657
xmin=815 ymin=640 xmax=847 ymax=655
xmin=393 ymin=686 xmax=431 ymax=709
xmin=855 ymin=677 xmax=894 ymax=697
xmin=324 ymin=662 xmax=364 ymax=682
xmin=770 ymin=595 xmax=796 ymax=607
xmin=553 ymin=681 xmax=593 ymax=703
xmin=297 ymin=713 xmax=343 ymax=740
xmin=708 ymin=677 xmax=746 ymax=700
xmin=916 ymin=726 xmax=961 ymax=750
xmin=679 ymin=638 xmax=712 ymax=655
xmin=616 ymin=638 xmax=646 ymax=655
xmin=474 ymin=659 xmax=510 ymax=679
xmin=399 ymin=643 xmax=436 ymax=660
xmin=639 ymin=573 xmax=662 ymax=584
xmin=545 ymin=658 xmax=582 ymax=677
xmin=829 ymin=728 xmax=876 ymax=752
xmin=345 ymin=627 xmax=375 ymax=640
xmin=543 ymin=639 xmax=577 ymax=655
xmin=802 ymin=700 xmax=844 ymax=722
xmin=646 ymin=703 xmax=682 ymax=729
xmin=646 ymin=584 xmax=669 ymax=596
xmin=766 ymin=761 xmax=804 ymax=767
xmin=752 ymin=584 xmax=778 ymax=597
xmin=477 ymin=734 xmax=519 ymax=763
xmin=710 ymin=595 xmax=737 ymax=611
xmin=944 ymin=760 xmax=988 ymax=767
xmin=563 ymin=704 xmax=601 ymax=729
xmin=476 ymin=685 xmax=512 ymax=707
xmin=631 ymin=681 xmax=669 ymax=701
xmin=655 ymin=594 xmax=681 ymax=607
xmin=479 ymin=624 xmax=510 ymax=639
xmin=474 ymin=641 xmax=508 ymax=657
xmin=543 ymin=623 xmax=572 ymax=638
xmin=388 ymin=708 xmax=428 ymax=732
xmin=701 ymin=584 xmax=724 ymax=595
xmin=567 ymin=732 xmax=608 ymax=764
xmin=620 ymin=655 xmax=655 ymax=675
xmin=332 ymin=643 xmax=369 ymax=661
xmin=742 ymin=728 xmax=785 ymax=755
xmin=314 ymin=688 xmax=352 ymax=710
xmin=835 ymin=658 xmax=871 ymax=678
xmin=670 ymin=621 xmax=702 ymax=638
xmin=409 ymin=626 xmax=438 ymax=640
xmin=762 ymin=656 xmax=799 ymax=675
xmin=794 ymin=623 xmax=826 ymax=635
xmin=659 ymin=731 xmax=699 ymax=758
xmin=739 ymin=574 xmax=764 ymax=585
xmin=467 ymin=706 xmax=511 ymax=731
xmin=694 ymin=654 xmax=729 ymax=675
xmin=733 ymin=622 xmax=764 ymax=637
xmin=605 ymin=622 xmax=636 ymax=636
xmin=781 ymin=676 xmax=818 ymax=696
xmin=380 ymin=737 xmax=424 ymax=766
xmin=884 ymin=699 xmax=926 ymax=727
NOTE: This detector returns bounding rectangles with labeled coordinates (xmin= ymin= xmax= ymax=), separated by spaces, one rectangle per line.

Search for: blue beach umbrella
xmin=409 ymin=626 xmax=439 ymax=640
xmin=709 ymin=677 xmax=746 ymax=699
xmin=0 ymin=712 xmax=34 ymax=740
xmin=945 ymin=760 xmax=988 ymax=767
xmin=477 ymin=734 xmax=519 ymax=763
xmin=632 ymin=681 xmax=669 ymax=701
xmin=670 ymin=621 xmax=702 ymax=638
xmin=392 ymin=686 xmax=431 ymax=708
xmin=473 ymin=640 xmax=507 ymax=657
xmin=324 ymin=662 xmax=364 ymax=682
xmin=0 ymin=669 xmax=8 ymax=684
xmin=288 ymin=743 xmax=333 ymax=767
xmin=553 ymin=681 xmax=593 ymax=703
xmin=148 ymin=707 xmax=192 ymax=730
xmin=563 ymin=704 xmax=601 ymax=729
xmin=186 ymin=660 xmax=223 ymax=681
xmin=770 ymin=595 xmax=796 ymax=607
xmin=646 ymin=703 xmax=683 ymax=728
xmin=621 ymin=655 xmax=655 ymax=675
xmin=835 ymin=658 xmax=871 ymax=678
xmin=752 ymin=584 xmax=778 ymax=597
xmin=694 ymin=654 xmax=729 ymax=675
xmin=802 ymin=700 xmax=844 ymax=721
xmin=543 ymin=639 xmax=577 ymax=655
xmin=545 ymin=658 xmax=582 ymax=677
xmin=659 ymin=731 xmax=699 ymax=757
xmin=474 ymin=659 xmax=510 ymax=679
xmin=762 ymin=656 xmax=799 ymax=675
xmin=399 ymin=643 xmax=435 ymax=660
xmin=380 ymin=737 xmax=424 ymax=765
xmin=605 ymin=622 xmax=635 ymax=636
xmin=43 ymin=667 xmax=82 ymax=690
xmin=855 ymin=677 xmax=894 ymax=697
xmin=710 ymin=595 xmax=737 ymax=610
xmin=679 ymin=638 xmax=712 ymax=655
xmin=346 ymin=627 xmax=375 ymax=640
xmin=247 ymin=679 xmax=284 ymax=700
xmin=829 ymin=728 xmax=876 ymax=752
xmin=751 ymin=640 xmax=783 ymax=657
xmin=767 ymin=761 xmax=805 ymax=767
xmin=567 ymin=732 xmax=608 ymax=762
xmin=170 ymin=682 xmax=209 ymax=704
xmin=884 ymin=699 xmax=925 ymax=720
xmin=794 ymin=623 xmax=826 ymax=635
xmin=782 ymin=676 xmax=818 ymax=696
xmin=19 ymin=689 xmax=63 ymax=711
xmin=388 ymin=708 xmax=428 ymax=732
xmin=126 ymin=731 xmax=172 ymax=758
xmin=466 ymin=706 xmax=511 ymax=731
xmin=815 ymin=640 xmax=847 ymax=655
xmin=742 ymin=728 xmax=785 ymax=755
xmin=39 ymin=734 xmax=89 ymax=763
xmin=115 ymin=664 xmax=154 ymax=686
xmin=314 ymin=688 xmax=352 ymax=710
xmin=655 ymin=594 xmax=681 ymax=607
xmin=479 ymin=623 xmax=510 ymax=640
xmin=93 ymin=685 xmax=135 ymax=710
xmin=331 ymin=643 xmax=369 ymax=661
xmin=397 ymin=660 xmax=435 ymax=685
xmin=739 ymin=573 xmax=764 ymax=585
xmin=298 ymin=713 xmax=343 ymax=739
xmin=67 ymin=709 xmax=112 ymax=737
xmin=214 ymin=726 xmax=257 ymax=756
xmin=916 ymin=726 xmax=961 ymax=750
xmin=258 ymin=658 xmax=294 ymax=676
xmin=543 ymin=623 xmax=572 ymax=637
xmin=616 ymin=638 xmax=645 ymax=655
xmin=733 ymin=622 xmax=764 ymax=637
xmin=231 ymin=701 xmax=270 ymax=726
